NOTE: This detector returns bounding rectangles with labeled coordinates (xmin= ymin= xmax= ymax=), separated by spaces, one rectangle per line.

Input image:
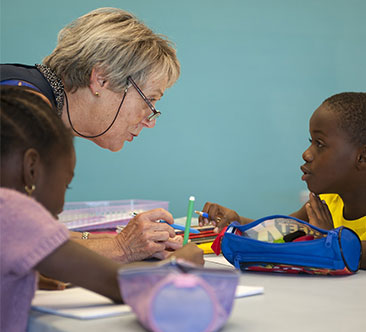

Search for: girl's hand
xmin=151 ymin=235 xmax=183 ymax=260
xmin=38 ymin=273 xmax=69 ymax=290
xmin=169 ymin=242 xmax=204 ymax=266
xmin=305 ymin=193 xmax=334 ymax=230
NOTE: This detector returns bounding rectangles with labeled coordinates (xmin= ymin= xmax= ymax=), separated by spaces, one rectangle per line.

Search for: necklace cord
xmin=64 ymin=90 xmax=127 ymax=139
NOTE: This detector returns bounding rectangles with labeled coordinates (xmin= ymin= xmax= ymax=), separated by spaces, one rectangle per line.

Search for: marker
xmin=195 ymin=210 xmax=209 ymax=219
xmin=131 ymin=212 xmax=200 ymax=234
xmin=183 ymin=196 xmax=195 ymax=245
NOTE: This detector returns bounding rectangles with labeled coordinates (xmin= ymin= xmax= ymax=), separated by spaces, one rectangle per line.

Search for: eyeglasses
xmin=127 ymin=76 xmax=161 ymax=122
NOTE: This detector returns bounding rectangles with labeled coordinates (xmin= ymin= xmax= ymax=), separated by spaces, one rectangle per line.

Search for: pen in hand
xmin=195 ymin=210 xmax=220 ymax=231
xmin=183 ymin=196 xmax=195 ymax=245
xmin=195 ymin=210 xmax=209 ymax=219
xmin=159 ymin=220 xmax=200 ymax=234
xmin=131 ymin=212 xmax=200 ymax=234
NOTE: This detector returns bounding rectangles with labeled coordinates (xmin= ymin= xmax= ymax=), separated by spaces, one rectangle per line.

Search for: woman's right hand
xmin=170 ymin=242 xmax=204 ymax=266
xmin=198 ymin=202 xmax=241 ymax=232
xmin=114 ymin=208 xmax=180 ymax=263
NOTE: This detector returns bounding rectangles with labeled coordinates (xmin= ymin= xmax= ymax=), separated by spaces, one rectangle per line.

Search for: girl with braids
xmin=0 ymin=86 xmax=203 ymax=332
xmin=198 ymin=92 xmax=366 ymax=269
xmin=0 ymin=7 xmax=183 ymax=262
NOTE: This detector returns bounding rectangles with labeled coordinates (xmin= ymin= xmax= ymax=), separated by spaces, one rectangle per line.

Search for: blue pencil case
xmin=212 ymin=215 xmax=362 ymax=275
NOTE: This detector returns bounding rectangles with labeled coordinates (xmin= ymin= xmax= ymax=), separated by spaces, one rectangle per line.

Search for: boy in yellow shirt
xmin=199 ymin=92 xmax=366 ymax=269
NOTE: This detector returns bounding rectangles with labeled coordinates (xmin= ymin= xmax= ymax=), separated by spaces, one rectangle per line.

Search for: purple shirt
xmin=0 ymin=188 xmax=69 ymax=332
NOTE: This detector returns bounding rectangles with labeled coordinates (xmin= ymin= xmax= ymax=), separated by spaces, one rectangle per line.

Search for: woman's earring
xmin=95 ymin=92 xmax=100 ymax=97
xmin=25 ymin=184 xmax=36 ymax=196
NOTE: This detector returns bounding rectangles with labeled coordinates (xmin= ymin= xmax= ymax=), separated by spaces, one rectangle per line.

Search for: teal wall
xmin=1 ymin=0 xmax=365 ymax=218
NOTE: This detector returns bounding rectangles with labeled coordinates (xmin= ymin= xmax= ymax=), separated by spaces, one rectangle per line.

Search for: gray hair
xmin=43 ymin=8 xmax=180 ymax=92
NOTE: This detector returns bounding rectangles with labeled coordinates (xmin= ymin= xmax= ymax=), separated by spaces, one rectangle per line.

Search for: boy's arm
xmin=292 ymin=198 xmax=366 ymax=270
xmin=361 ymin=242 xmax=366 ymax=270
xmin=291 ymin=194 xmax=333 ymax=230
xmin=290 ymin=204 xmax=309 ymax=221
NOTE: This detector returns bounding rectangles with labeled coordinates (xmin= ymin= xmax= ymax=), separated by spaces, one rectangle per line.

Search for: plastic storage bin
xmin=58 ymin=199 xmax=169 ymax=231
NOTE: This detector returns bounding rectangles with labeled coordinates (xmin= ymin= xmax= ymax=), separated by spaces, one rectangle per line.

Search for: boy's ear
xmin=23 ymin=148 xmax=42 ymax=191
xmin=356 ymin=145 xmax=366 ymax=170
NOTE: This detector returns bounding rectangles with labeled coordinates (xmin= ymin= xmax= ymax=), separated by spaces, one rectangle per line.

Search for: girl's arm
xmin=36 ymin=240 xmax=123 ymax=302
xmin=36 ymin=240 xmax=205 ymax=303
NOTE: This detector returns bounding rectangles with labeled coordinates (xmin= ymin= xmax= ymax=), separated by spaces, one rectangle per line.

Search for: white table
xmin=28 ymin=259 xmax=366 ymax=332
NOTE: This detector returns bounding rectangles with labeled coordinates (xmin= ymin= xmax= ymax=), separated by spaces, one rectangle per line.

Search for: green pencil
xmin=183 ymin=196 xmax=195 ymax=245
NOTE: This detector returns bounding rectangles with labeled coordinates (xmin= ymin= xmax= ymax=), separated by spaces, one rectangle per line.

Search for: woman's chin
xmin=109 ymin=142 xmax=125 ymax=152
xmin=91 ymin=137 xmax=125 ymax=152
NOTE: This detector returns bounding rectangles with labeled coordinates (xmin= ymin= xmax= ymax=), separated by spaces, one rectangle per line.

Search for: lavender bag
xmin=118 ymin=259 xmax=239 ymax=332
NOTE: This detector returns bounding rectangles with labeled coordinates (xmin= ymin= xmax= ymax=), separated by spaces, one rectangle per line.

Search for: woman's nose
xmin=141 ymin=118 xmax=156 ymax=128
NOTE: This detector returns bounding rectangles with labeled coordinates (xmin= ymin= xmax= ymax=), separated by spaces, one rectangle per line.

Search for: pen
xmin=159 ymin=220 xmax=200 ymax=234
xmin=131 ymin=212 xmax=200 ymax=234
xmin=183 ymin=196 xmax=195 ymax=245
xmin=195 ymin=210 xmax=209 ymax=219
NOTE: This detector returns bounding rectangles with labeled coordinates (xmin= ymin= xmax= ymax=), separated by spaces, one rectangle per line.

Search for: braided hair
xmin=323 ymin=92 xmax=366 ymax=146
xmin=0 ymin=86 xmax=73 ymax=165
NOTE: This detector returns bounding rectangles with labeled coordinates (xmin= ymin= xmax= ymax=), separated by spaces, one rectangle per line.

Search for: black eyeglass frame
xmin=127 ymin=76 xmax=161 ymax=121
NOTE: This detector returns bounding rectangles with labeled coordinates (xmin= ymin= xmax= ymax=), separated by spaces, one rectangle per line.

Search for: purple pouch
xmin=118 ymin=259 xmax=239 ymax=332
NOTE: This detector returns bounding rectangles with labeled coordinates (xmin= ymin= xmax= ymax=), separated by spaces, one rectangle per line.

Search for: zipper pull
xmin=325 ymin=231 xmax=337 ymax=248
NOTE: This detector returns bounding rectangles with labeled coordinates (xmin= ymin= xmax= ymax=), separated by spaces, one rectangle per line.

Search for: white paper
xmin=205 ymin=255 xmax=236 ymax=268
xmin=31 ymin=287 xmax=132 ymax=320
xmin=32 ymin=282 xmax=263 ymax=320
xmin=235 ymin=285 xmax=264 ymax=298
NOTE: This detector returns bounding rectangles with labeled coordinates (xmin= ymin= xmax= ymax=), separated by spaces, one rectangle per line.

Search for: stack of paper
xmin=31 ymin=287 xmax=132 ymax=319
xmin=32 ymin=284 xmax=263 ymax=320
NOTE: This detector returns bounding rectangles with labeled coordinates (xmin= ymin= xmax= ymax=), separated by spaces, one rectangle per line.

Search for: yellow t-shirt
xmin=319 ymin=193 xmax=366 ymax=241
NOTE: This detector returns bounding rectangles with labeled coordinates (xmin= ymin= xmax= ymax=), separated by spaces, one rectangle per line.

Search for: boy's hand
xmin=305 ymin=193 xmax=334 ymax=230
xmin=199 ymin=202 xmax=240 ymax=232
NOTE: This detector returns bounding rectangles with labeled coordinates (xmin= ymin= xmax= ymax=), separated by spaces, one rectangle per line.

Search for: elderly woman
xmin=0 ymin=86 xmax=203 ymax=331
xmin=0 ymin=8 xmax=182 ymax=263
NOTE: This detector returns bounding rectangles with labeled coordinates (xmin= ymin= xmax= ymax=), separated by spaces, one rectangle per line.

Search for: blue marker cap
xmin=195 ymin=210 xmax=209 ymax=219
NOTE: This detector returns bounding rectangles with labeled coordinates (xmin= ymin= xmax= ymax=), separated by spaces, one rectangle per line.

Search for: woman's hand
xmin=114 ymin=209 xmax=178 ymax=263
xmin=169 ymin=242 xmax=204 ymax=266
xmin=199 ymin=202 xmax=241 ymax=232
xmin=305 ymin=193 xmax=334 ymax=230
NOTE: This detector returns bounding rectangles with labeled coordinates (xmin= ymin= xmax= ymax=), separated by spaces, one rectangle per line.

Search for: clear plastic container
xmin=58 ymin=199 xmax=169 ymax=231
